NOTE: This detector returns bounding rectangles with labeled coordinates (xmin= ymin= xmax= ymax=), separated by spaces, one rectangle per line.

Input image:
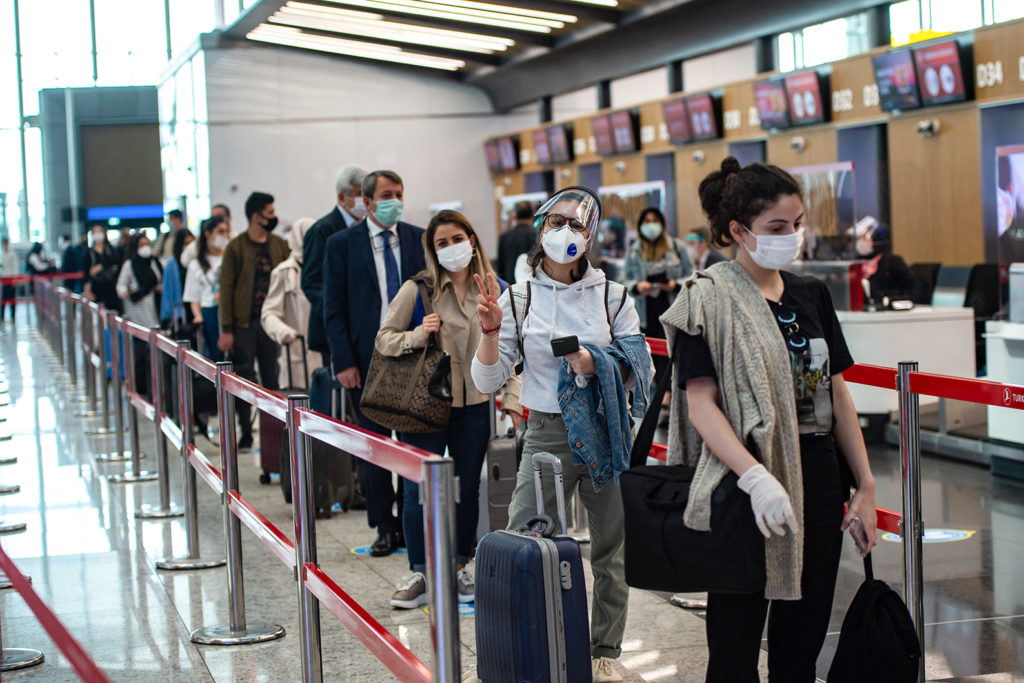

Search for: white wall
xmin=683 ymin=43 xmax=757 ymax=92
xmin=191 ymin=45 xmax=536 ymax=254
xmin=552 ymin=86 xmax=597 ymax=122
xmin=611 ymin=67 xmax=667 ymax=108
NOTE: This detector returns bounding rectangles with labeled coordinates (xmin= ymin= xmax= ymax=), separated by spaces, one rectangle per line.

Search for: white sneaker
xmin=592 ymin=657 xmax=622 ymax=683
xmin=456 ymin=567 xmax=475 ymax=603
xmin=390 ymin=572 xmax=428 ymax=609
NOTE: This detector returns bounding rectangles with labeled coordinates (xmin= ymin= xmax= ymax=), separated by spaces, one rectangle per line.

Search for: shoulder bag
xmin=360 ymin=281 xmax=453 ymax=433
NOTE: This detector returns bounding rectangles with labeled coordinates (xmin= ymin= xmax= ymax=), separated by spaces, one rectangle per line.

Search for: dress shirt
xmin=366 ymin=218 xmax=402 ymax=326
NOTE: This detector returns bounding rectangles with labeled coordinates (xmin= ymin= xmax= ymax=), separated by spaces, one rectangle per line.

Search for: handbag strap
xmin=863 ymin=553 xmax=874 ymax=582
xmin=629 ymin=340 xmax=674 ymax=469
xmin=397 ymin=280 xmax=440 ymax=409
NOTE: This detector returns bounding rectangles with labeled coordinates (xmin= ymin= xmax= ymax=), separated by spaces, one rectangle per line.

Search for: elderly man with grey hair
xmin=301 ymin=164 xmax=368 ymax=361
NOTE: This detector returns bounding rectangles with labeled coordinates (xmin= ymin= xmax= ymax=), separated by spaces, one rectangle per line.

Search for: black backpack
xmin=828 ymin=553 xmax=922 ymax=683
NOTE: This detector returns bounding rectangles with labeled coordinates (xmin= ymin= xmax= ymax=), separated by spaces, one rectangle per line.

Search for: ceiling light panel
xmin=324 ymin=0 xmax=575 ymax=32
xmin=248 ymin=24 xmax=466 ymax=70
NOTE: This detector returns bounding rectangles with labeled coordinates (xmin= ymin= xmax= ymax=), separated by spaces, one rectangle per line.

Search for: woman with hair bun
xmin=661 ymin=157 xmax=877 ymax=681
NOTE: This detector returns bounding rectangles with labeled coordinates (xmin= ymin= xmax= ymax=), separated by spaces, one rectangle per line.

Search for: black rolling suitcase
xmin=484 ymin=393 xmax=524 ymax=533
xmin=475 ymin=452 xmax=592 ymax=683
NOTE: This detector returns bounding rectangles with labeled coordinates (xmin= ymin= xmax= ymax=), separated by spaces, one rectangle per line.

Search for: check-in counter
xmin=985 ymin=320 xmax=1024 ymax=447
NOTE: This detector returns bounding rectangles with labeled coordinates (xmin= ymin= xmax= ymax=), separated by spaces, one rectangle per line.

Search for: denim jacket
xmin=557 ymin=333 xmax=653 ymax=491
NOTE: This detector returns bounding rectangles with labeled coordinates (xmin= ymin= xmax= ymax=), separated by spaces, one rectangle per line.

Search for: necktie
xmin=381 ymin=229 xmax=400 ymax=302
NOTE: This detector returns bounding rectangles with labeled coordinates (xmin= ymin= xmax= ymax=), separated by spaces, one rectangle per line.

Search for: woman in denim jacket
xmin=472 ymin=186 xmax=652 ymax=683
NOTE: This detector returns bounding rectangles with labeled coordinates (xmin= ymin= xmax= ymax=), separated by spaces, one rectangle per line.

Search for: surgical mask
xmin=137 ymin=245 xmax=153 ymax=259
xmin=92 ymin=232 xmax=105 ymax=245
xmin=373 ymin=198 xmax=403 ymax=227
xmin=349 ymin=199 xmax=367 ymax=220
xmin=262 ymin=216 xmax=279 ymax=232
xmin=685 ymin=244 xmax=700 ymax=262
xmin=855 ymin=237 xmax=873 ymax=257
xmin=741 ymin=225 xmax=803 ymax=270
xmin=542 ymin=226 xmax=588 ymax=265
xmin=639 ymin=222 xmax=663 ymax=241
xmin=436 ymin=240 xmax=473 ymax=272
xmin=212 ymin=235 xmax=230 ymax=250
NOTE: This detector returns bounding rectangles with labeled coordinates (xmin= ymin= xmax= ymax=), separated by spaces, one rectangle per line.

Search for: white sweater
xmin=471 ymin=265 xmax=641 ymax=414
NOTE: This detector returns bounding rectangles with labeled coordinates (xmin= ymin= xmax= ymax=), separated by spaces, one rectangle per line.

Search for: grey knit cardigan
xmin=660 ymin=260 xmax=805 ymax=601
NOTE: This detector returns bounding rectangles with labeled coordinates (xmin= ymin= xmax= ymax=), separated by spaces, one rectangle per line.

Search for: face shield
xmin=533 ymin=186 xmax=603 ymax=240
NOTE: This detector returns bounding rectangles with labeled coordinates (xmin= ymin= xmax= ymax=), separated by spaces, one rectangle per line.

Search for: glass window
xmin=802 ymin=17 xmax=852 ymax=68
xmin=24 ymin=127 xmax=45 ymax=243
xmin=890 ymin=0 xmax=922 ymax=46
xmin=776 ymin=12 xmax=870 ymax=72
xmin=17 ymin=0 xmax=94 ymax=116
xmin=778 ymin=32 xmax=797 ymax=73
xmin=993 ymin=0 xmax=1024 ymax=22
xmin=931 ymin=0 xmax=982 ymax=33
xmin=94 ymin=0 xmax=169 ymax=86
xmin=169 ymin=0 xmax=216 ymax=59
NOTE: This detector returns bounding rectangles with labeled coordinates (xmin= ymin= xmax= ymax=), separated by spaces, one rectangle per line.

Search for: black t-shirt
xmin=674 ymin=271 xmax=854 ymax=435
xmin=251 ymin=242 xmax=272 ymax=322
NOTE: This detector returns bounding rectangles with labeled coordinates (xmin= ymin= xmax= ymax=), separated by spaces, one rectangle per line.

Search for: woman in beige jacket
xmin=260 ymin=217 xmax=321 ymax=389
xmin=376 ymin=210 xmax=521 ymax=610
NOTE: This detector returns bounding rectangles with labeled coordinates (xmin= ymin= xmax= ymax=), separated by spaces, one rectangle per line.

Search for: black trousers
xmin=348 ymin=385 xmax=402 ymax=535
xmin=1 ymin=284 xmax=15 ymax=319
xmin=705 ymin=435 xmax=846 ymax=683
xmin=231 ymin=323 xmax=280 ymax=439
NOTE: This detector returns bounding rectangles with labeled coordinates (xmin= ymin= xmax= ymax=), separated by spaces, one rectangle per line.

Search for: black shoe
xmin=238 ymin=435 xmax=253 ymax=452
xmin=396 ymin=531 xmax=406 ymax=549
xmin=369 ymin=531 xmax=399 ymax=557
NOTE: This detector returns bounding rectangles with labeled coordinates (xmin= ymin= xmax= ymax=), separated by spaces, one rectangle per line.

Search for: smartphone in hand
xmin=550 ymin=335 xmax=580 ymax=357
xmin=849 ymin=517 xmax=870 ymax=557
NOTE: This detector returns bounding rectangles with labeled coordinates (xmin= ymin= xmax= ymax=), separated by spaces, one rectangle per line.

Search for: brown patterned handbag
xmin=360 ymin=281 xmax=453 ymax=433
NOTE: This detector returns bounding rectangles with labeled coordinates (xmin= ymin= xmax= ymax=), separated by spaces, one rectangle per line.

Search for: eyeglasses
xmin=543 ymin=213 xmax=587 ymax=233
xmin=774 ymin=305 xmax=809 ymax=356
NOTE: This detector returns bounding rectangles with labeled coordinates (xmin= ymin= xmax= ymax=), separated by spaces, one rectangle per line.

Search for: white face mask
xmin=212 ymin=234 xmax=230 ymax=250
xmin=542 ymin=226 xmax=588 ymax=265
xmin=740 ymin=225 xmax=803 ymax=270
xmin=91 ymin=232 xmax=105 ymax=245
xmin=639 ymin=222 xmax=663 ymax=241
xmin=855 ymin=237 xmax=873 ymax=257
xmin=685 ymin=244 xmax=700 ymax=262
xmin=436 ymin=240 xmax=474 ymax=272
xmin=137 ymin=245 xmax=153 ymax=259
xmin=348 ymin=198 xmax=367 ymax=220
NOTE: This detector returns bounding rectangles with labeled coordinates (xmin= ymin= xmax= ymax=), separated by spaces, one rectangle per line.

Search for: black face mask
xmin=262 ymin=216 xmax=278 ymax=232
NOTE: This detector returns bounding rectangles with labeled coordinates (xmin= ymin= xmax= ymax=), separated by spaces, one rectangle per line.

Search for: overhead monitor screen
xmin=685 ymin=93 xmax=719 ymax=140
xmin=783 ymin=71 xmax=827 ymax=126
xmin=611 ymin=110 xmax=638 ymax=153
xmin=872 ymin=49 xmax=921 ymax=112
xmin=753 ymin=79 xmax=790 ymax=130
xmin=661 ymin=98 xmax=691 ymax=144
xmin=498 ymin=136 xmax=519 ymax=172
xmin=484 ymin=140 xmax=502 ymax=173
xmin=913 ymin=41 xmax=968 ymax=106
xmin=591 ymin=114 xmax=615 ymax=155
xmin=547 ymin=124 xmax=573 ymax=163
xmin=532 ymin=128 xmax=551 ymax=165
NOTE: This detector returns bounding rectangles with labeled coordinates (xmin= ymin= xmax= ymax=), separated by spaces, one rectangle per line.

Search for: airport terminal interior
xmin=2 ymin=0 xmax=1024 ymax=681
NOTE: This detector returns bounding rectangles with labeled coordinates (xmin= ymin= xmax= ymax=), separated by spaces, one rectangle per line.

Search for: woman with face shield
xmin=472 ymin=187 xmax=653 ymax=683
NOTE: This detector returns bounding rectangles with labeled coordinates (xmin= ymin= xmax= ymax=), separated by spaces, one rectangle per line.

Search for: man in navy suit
xmin=323 ymin=170 xmax=425 ymax=556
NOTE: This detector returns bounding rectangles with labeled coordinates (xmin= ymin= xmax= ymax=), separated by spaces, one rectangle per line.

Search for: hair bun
xmin=720 ymin=156 xmax=741 ymax=175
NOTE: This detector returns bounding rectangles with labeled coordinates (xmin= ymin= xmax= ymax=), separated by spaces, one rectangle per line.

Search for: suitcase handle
xmin=532 ymin=452 xmax=568 ymax=533
xmin=284 ymin=334 xmax=310 ymax=392
xmin=521 ymin=514 xmax=556 ymax=538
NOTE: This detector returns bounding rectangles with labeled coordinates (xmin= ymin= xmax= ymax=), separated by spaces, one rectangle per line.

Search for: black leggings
xmin=705 ymin=435 xmax=846 ymax=683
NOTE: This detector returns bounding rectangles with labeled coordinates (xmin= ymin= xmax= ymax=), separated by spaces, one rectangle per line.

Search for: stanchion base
xmin=156 ymin=555 xmax=226 ymax=571
xmin=1 ymin=648 xmax=45 ymax=671
xmin=0 ymin=521 xmax=27 ymax=535
xmin=135 ymin=505 xmax=185 ymax=519
xmin=94 ymin=452 xmax=138 ymax=463
xmin=190 ymin=622 xmax=285 ymax=645
xmin=84 ymin=427 xmax=115 ymax=436
xmin=107 ymin=471 xmax=158 ymax=484
xmin=0 ymin=456 xmax=17 ymax=465
xmin=0 ymin=574 xmax=31 ymax=590
xmin=669 ymin=595 xmax=707 ymax=610
xmin=0 ymin=434 xmax=10 ymax=442
xmin=74 ymin=410 xmax=99 ymax=418
xmin=0 ymin=484 xmax=20 ymax=495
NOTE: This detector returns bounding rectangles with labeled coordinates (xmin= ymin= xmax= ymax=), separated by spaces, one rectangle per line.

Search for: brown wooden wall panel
xmin=829 ymin=50 xmax=887 ymax=125
xmin=674 ymin=140 xmax=729 ymax=230
xmin=766 ymin=125 xmax=837 ymax=169
xmin=571 ymin=116 xmax=601 ymax=165
xmin=722 ymin=79 xmax=762 ymax=140
xmin=600 ymin=153 xmax=645 ymax=186
xmin=553 ymin=164 xmax=577 ymax=188
xmin=973 ymin=20 xmax=1024 ymax=103
xmin=888 ymin=104 xmax=983 ymax=266
xmin=519 ymin=130 xmax=539 ymax=172
xmin=639 ymin=99 xmax=673 ymax=155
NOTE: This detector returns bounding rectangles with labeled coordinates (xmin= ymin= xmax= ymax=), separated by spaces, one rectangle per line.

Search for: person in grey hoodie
xmin=472 ymin=186 xmax=650 ymax=683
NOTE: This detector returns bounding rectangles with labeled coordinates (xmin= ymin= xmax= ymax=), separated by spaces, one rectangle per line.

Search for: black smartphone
xmin=550 ymin=335 xmax=580 ymax=357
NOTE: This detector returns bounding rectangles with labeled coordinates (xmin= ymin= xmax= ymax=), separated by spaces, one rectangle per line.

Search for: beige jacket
xmin=260 ymin=256 xmax=322 ymax=389
xmin=376 ymin=272 xmax=521 ymax=414
xmin=660 ymin=260 xmax=804 ymax=601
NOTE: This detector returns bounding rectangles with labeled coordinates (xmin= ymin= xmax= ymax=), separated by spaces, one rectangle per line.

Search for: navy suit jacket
xmin=302 ymin=206 xmax=350 ymax=354
xmin=323 ymin=219 xmax=426 ymax=377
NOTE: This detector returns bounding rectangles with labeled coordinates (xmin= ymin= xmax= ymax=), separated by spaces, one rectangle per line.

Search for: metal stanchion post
xmin=85 ymin=306 xmax=115 ymax=435
xmin=288 ymin=396 xmax=322 ymax=682
xmin=107 ymin=321 xmax=157 ymax=481
xmin=97 ymin=313 xmax=134 ymax=465
xmin=897 ymin=361 xmax=925 ymax=683
xmin=422 ymin=456 xmax=461 ymax=682
xmin=75 ymin=302 xmax=99 ymax=417
xmin=191 ymin=361 xmax=285 ymax=645
xmin=155 ymin=341 xmax=223 ymax=566
xmin=65 ymin=294 xmax=78 ymax=389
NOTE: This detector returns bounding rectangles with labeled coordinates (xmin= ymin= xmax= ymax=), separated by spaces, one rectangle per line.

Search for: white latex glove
xmin=737 ymin=464 xmax=798 ymax=538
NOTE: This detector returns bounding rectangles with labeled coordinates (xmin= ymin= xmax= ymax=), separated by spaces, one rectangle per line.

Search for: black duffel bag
xmin=620 ymin=341 xmax=765 ymax=594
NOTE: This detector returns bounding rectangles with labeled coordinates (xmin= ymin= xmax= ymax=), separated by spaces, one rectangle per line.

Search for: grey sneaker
xmin=390 ymin=572 xmax=428 ymax=609
xmin=456 ymin=567 xmax=474 ymax=603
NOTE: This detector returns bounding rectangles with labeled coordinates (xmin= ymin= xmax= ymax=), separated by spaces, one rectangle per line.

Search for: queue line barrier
xmin=32 ymin=277 xmax=456 ymax=682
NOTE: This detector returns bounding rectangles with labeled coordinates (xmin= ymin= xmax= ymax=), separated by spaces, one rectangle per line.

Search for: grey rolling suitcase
xmin=485 ymin=393 xmax=524 ymax=533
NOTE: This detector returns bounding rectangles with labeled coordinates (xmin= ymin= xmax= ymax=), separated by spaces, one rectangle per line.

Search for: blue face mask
xmin=373 ymin=198 xmax=403 ymax=227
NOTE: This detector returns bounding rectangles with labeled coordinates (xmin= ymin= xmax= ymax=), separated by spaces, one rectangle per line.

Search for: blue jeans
xmin=200 ymin=306 xmax=220 ymax=360
xmin=399 ymin=401 xmax=491 ymax=572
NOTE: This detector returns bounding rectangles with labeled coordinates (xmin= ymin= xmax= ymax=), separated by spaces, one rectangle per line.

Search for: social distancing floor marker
xmin=881 ymin=528 xmax=976 ymax=543
xmin=423 ymin=603 xmax=475 ymax=617
xmin=350 ymin=546 xmax=408 ymax=556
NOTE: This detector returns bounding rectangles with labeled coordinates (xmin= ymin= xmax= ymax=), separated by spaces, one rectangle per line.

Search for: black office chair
xmin=909 ymin=262 xmax=941 ymax=304
xmin=964 ymin=263 xmax=1001 ymax=373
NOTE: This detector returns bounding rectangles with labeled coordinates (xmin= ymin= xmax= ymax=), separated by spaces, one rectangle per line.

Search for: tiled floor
xmin=1 ymin=310 xmax=1023 ymax=682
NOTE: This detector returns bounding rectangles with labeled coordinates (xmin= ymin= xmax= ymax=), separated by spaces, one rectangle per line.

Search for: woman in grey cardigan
xmin=662 ymin=157 xmax=877 ymax=682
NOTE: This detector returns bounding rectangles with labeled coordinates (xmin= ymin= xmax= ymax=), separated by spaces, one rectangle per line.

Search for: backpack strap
xmin=511 ymin=281 xmax=531 ymax=375
xmin=604 ymin=279 xmax=627 ymax=329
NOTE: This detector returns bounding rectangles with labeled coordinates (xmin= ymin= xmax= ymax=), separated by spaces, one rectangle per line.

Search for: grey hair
xmin=335 ymin=165 xmax=368 ymax=195
xmin=362 ymin=170 xmax=404 ymax=198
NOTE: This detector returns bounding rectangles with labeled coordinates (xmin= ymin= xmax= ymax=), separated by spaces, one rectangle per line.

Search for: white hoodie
xmin=471 ymin=264 xmax=641 ymax=414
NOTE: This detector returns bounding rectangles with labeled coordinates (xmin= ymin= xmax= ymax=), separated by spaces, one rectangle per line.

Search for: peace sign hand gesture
xmin=474 ymin=272 xmax=503 ymax=331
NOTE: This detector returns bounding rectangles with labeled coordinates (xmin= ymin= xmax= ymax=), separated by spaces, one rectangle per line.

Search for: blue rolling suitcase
xmin=475 ymin=453 xmax=592 ymax=683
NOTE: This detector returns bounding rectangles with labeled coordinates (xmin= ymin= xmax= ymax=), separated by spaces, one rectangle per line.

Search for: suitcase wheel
xmin=259 ymin=471 xmax=272 ymax=485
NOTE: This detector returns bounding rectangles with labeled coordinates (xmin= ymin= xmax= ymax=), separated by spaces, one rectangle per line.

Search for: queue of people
xmin=42 ymin=157 xmax=876 ymax=683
